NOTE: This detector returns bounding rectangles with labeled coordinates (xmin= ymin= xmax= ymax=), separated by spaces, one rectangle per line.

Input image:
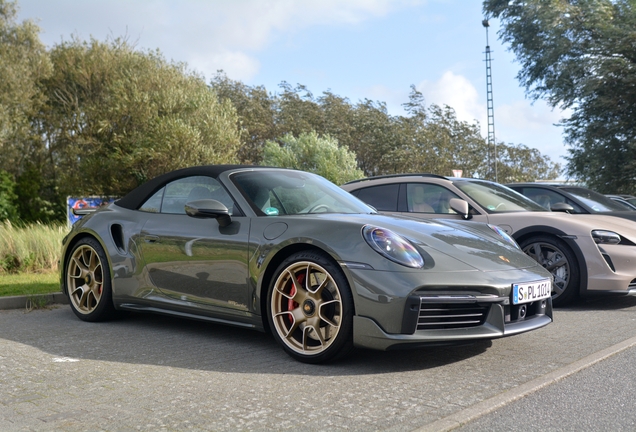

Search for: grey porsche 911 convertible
xmin=61 ymin=166 xmax=553 ymax=363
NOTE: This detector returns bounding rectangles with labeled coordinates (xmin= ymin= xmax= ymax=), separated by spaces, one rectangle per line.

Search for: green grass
xmin=0 ymin=272 xmax=60 ymax=297
xmin=0 ymin=220 xmax=68 ymax=274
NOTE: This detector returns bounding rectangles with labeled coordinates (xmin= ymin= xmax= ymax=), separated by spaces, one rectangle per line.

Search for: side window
xmin=139 ymin=176 xmax=236 ymax=215
xmin=139 ymin=187 xmax=164 ymax=213
xmin=407 ymin=183 xmax=459 ymax=214
xmin=354 ymin=184 xmax=399 ymax=211
xmin=522 ymin=187 xmax=584 ymax=213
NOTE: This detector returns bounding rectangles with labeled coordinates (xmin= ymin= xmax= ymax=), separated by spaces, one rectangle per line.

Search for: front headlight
xmin=488 ymin=224 xmax=521 ymax=249
xmin=362 ymin=225 xmax=424 ymax=268
xmin=592 ymin=230 xmax=621 ymax=245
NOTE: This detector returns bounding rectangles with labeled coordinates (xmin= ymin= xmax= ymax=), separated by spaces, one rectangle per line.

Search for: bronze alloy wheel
xmin=65 ymin=238 xmax=116 ymax=321
xmin=521 ymin=235 xmax=580 ymax=306
xmin=67 ymin=244 xmax=105 ymax=314
xmin=269 ymin=254 xmax=352 ymax=362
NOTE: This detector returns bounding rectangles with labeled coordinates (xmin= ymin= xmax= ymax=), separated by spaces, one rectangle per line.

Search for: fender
xmin=512 ymin=225 xmax=589 ymax=297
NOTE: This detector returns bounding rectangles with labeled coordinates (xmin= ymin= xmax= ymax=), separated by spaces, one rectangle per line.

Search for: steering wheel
xmin=308 ymin=204 xmax=330 ymax=213
xmin=495 ymin=202 xmax=507 ymax=210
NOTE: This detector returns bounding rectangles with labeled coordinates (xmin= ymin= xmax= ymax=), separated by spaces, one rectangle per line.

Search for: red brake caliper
xmin=286 ymin=274 xmax=303 ymax=326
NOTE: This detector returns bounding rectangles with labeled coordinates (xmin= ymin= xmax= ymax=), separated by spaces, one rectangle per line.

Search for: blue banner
xmin=67 ymin=196 xmax=117 ymax=226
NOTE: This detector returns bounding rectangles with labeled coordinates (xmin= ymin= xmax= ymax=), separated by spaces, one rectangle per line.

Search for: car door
xmin=349 ymin=182 xmax=490 ymax=223
xmin=137 ymin=176 xmax=251 ymax=313
xmin=349 ymin=183 xmax=401 ymax=212
xmin=403 ymin=183 xmax=457 ymax=217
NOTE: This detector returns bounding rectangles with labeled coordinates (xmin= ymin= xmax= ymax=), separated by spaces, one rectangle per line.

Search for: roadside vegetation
xmin=0 ymin=272 xmax=59 ymax=297
xmin=0 ymin=221 xmax=67 ymax=273
xmin=0 ymin=221 xmax=67 ymax=296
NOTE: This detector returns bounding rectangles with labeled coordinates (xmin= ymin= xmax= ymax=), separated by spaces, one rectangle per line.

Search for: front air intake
xmin=597 ymin=246 xmax=616 ymax=272
xmin=417 ymin=303 xmax=489 ymax=330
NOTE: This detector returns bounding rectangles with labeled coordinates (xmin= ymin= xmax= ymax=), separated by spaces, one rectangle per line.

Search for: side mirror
xmin=550 ymin=202 xmax=575 ymax=213
xmin=449 ymin=198 xmax=471 ymax=220
xmin=72 ymin=207 xmax=98 ymax=216
xmin=185 ymin=199 xmax=232 ymax=227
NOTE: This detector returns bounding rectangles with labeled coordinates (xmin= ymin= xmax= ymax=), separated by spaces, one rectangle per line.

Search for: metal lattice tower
xmin=483 ymin=19 xmax=497 ymax=182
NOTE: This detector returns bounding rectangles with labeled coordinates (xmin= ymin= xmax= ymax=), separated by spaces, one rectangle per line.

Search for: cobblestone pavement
xmin=2 ymin=296 xmax=636 ymax=431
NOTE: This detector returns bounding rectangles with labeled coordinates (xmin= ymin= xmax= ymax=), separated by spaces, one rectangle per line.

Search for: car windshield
xmin=609 ymin=197 xmax=636 ymax=210
xmin=561 ymin=187 xmax=629 ymax=212
xmin=454 ymin=180 xmax=548 ymax=213
xmin=231 ymin=170 xmax=375 ymax=216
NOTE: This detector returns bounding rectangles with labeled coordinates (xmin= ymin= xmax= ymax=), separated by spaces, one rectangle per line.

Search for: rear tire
xmin=519 ymin=235 xmax=580 ymax=307
xmin=65 ymin=237 xmax=116 ymax=321
xmin=267 ymin=250 xmax=354 ymax=363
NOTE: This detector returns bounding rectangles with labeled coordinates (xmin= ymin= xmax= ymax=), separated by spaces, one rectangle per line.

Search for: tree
xmin=210 ymin=71 xmax=277 ymax=164
xmin=393 ymin=89 xmax=491 ymax=178
xmin=483 ymin=0 xmax=636 ymax=193
xmin=40 ymin=38 xmax=242 ymax=197
xmin=0 ymin=0 xmax=51 ymax=177
xmin=0 ymin=0 xmax=55 ymax=221
xmin=262 ymin=132 xmax=364 ymax=184
xmin=213 ymin=74 xmax=561 ymax=181
xmin=496 ymin=142 xmax=562 ymax=182
xmin=0 ymin=170 xmax=18 ymax=221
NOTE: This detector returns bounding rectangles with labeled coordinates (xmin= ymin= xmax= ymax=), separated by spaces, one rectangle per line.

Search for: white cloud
xmin=19 ymin=0 xmax=422 ymax=81
xmin=496 ymin=100 xmax=565 ymax=134
xmin=414 ymin=71 xmax=570 ymax=166
xmin=496 ymin=100 xmax=570 ymax=165
xmin=188 ymin=51 xmax=261 ymax=83
xmin=416 ymin=71 xmax=485 ymax=125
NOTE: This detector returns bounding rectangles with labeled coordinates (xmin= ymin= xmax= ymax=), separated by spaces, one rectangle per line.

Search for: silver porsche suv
xmin=343 ymin=174 xmax=636 ymax=306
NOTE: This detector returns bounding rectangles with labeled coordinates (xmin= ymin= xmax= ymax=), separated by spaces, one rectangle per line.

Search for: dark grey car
xmin=61 ymin=166 xmax=553 ymax=363
xmin=507 ymin=183 xmax=636 ymax=223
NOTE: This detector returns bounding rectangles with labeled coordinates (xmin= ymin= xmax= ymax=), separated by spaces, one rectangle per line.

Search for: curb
xmin=0 ymin=292 xmax=69 ymax=310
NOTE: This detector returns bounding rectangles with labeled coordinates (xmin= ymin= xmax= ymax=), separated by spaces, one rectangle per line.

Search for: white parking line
xmin=52 ymin=357 xmax=79 ymax=362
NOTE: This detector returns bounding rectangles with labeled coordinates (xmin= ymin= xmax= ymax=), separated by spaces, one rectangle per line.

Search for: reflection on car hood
xmin=321 ymin=213 xmax=541 ymax=272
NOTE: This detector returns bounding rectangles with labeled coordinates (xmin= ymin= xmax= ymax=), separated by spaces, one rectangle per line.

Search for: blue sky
xmin=17 ymin=0 xmax=569 ymax=173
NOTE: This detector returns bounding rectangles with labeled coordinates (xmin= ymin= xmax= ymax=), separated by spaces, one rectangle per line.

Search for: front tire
xmin=65 ymin=237 xmax=116 ymax=321
xmin=519 ymin=235 xmax=580 ymax=307
xmin=267 ymin=251 xmax=354 ymax=363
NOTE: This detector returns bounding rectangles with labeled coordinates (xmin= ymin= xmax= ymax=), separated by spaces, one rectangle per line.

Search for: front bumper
xmin=585 ymin=240 xmax=636 ymax=293
xmin=353 ymin=296 xmax=553 ymax=351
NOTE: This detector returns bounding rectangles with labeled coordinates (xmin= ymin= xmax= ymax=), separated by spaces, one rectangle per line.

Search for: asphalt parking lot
xmin=2 ymin=295 xmax=636 ymax=431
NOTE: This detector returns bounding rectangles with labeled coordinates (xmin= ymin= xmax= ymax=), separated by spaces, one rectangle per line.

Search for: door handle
xmin=143 ymin=235 xmax=159 ymax=243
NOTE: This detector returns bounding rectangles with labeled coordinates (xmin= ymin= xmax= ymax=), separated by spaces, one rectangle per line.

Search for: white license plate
xmin=512 ymin=279 xmax=552 ymax=305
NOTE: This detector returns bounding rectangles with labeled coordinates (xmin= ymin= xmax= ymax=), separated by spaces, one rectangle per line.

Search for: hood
xmin=490 ymin=211 xmax=636 ymax=240
xmin=572 ymin=214 xmax=636 ymax=241
xmin=597 ymin=211 xmax=636 ymax=223
xmin=330 ymin=213 xmax=540 ymax=272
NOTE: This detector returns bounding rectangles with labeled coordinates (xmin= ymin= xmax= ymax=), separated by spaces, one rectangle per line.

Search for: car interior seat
xmin=252 ymin=187 xmax=272 ymax=212
xmin=437 ymin=191 xmax=452 ymax=213
xmin=534 ymin=194 xmax=552 ymax=210
xmin=187 ymin=186 xmax=213 ymax=201
xmin=410 ymin=186 xmax=434 ymax=213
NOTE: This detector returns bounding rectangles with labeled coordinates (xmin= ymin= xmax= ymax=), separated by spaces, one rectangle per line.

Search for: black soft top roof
xmin=115 ymin=165 xmax=256 ymax=210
